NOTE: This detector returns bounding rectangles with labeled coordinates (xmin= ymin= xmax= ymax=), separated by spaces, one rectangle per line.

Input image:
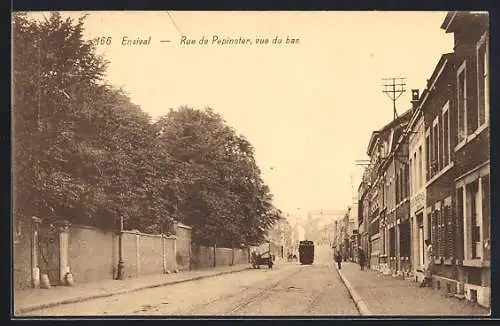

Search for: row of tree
xmin=12 ymin=12 xmax=281 ymax=247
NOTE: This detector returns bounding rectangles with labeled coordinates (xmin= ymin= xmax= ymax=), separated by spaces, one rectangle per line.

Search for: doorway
xmin=417 ymin=213 xmax=424 ymax=267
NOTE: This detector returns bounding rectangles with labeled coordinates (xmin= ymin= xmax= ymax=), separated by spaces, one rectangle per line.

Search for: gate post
xmin=55 ymin=220 xmax=71 ymax=283
xmin=31 ymin=216 xmax=42 ymax=288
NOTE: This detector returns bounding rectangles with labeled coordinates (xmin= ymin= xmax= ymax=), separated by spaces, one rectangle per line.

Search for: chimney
xmin=411 ymin=89 xmax=420 ymax=110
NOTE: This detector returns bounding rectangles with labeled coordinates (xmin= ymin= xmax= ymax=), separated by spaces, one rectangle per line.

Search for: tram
xmin=298 ymin=240 xmax=314 ymax=265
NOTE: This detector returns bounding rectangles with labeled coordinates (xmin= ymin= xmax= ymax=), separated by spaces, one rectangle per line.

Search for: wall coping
xmin=121 ymin=230 xmax=177 ymax=239
xmin=71 ymin=224 xmax=118 ymax=232
xmin=177 ymin=223 xmax=192 ymax=230
xmin=70 ymin=225 xmax=178 ymax=239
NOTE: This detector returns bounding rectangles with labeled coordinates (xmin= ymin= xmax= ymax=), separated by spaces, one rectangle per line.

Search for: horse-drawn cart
xmin=251 ymin=251 xmax=274 ymax=269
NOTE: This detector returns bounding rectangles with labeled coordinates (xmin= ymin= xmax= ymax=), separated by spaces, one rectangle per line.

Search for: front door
xmin=416 ymin=213 xmax=424 ymax=267
xmin=38 ymin=224 xmax=60 ymax=285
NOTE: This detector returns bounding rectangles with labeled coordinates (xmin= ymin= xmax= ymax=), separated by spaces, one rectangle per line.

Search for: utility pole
xmin=382 ymin=77 xmax=406 ymax=120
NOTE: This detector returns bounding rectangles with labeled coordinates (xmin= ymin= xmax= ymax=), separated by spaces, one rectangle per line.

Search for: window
xmin=456 ymin=187 xmax=465 ymax=260
xmin=442 ymin=103 xmax=450 ymax=166
xmin=404 ymin=164 xmax=409 ymax=198
xmin=418 ymin=146 xmax=423 ymax=188
xmin=433 ymin=119 xmax=439 ymax=174
xmin=425 ymin=133 xmax=431 ymax=181
xmin=396 ymin=169 xmax=400 ymax=204
xmin=413 ymin=152 xmax=420 ymax=192
xmin=481 ymin=174 xmax=490 ymax=261
xmin=429 ymin=118 xmax=439 ymax=178
xmin=477 ymin=34 xmax=489 ymax=127
xmin=466 ymin=181 xmax=481 ymax=259
xmin=457 ymin=62 xmax=467 ymax=142
xmin=410 ymin=158 xmax=413 ymax=195
xmin=399 ymin=167 xmax=403 ymax=202
xmin=401 ymin=165 xmax=405 ymax=200
xmin=389 ymin=227 xmax=396 ymax=257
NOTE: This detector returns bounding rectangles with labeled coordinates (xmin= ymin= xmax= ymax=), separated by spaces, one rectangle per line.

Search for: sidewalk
xmin=336 ymin=262 xmax=490 ymax=316
xmin=14 ymin=264 xmax=251 ymax=315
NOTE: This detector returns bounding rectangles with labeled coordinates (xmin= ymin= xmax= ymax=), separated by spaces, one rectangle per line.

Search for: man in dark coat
xmin=335 ymin=252 xmax=343 ymax=269
xmin=358 ymin=247 xmax=366 ymax=271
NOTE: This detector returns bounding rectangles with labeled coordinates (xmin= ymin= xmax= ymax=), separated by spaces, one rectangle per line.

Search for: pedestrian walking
xmin=358 ymin=247 xmax=366 ymax=271
xmin=335 ymin=251 xmax=343 ymax=269
xmin=420 ymin=240 xmax=434 ymax=288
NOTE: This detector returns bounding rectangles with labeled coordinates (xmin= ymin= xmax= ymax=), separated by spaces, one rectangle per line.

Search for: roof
xmin=366 ymin=131 xmax=380 ymax=156
xmin=441 ymin=11 xmax=489 ymax=33
xmin=366 ymin=109 xmax=412 ymax=156
xmin=418 ymin=53 xmax=454 ymax=112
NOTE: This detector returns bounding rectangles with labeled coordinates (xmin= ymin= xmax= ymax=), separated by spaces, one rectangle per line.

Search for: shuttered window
xmin=436 ymin=208 xmax=444 ymax=258
xmin=444 ymin=205 xmax=455 ymax=259
xmin=431 ymin=211 xmax=438 ymax=252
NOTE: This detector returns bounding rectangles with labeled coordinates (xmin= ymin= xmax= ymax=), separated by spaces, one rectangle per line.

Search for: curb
xmin=16 ymin=266 xmax=252 ymax=315
xmin=334 ymin=264 xmax=372 ymax=316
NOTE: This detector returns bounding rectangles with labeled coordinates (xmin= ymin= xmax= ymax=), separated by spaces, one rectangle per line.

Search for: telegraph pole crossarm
xmin=382 ymin=77 xmax=406 ymax=120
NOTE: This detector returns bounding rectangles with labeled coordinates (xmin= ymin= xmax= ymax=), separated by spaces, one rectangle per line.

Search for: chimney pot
xmin=411 ymin=89 xmax=420 ymax=109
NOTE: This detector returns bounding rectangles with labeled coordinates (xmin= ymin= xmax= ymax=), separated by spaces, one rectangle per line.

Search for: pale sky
xmin=24 ymin=11 xmax=454 ymax=219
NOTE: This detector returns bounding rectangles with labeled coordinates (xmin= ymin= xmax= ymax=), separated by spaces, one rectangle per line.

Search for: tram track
xmin=225 ymin=267 xmax=305 ymax=314
xmin=180 ymin=265 xmax=304 ymax=315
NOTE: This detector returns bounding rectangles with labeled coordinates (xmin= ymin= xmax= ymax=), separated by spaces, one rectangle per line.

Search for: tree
xmin=12 ymin=13 xmax=163 ymax=230
xmin=13 ymin=12 xmax=108 ymax=221
xmin=12 ymin=12 xmax=281 ymax=242
xmin=155 ymin=107 xmax=280 ymax=247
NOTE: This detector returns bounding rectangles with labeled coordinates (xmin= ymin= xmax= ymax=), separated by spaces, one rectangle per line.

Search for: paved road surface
xmin=25 ymin=246 xmax=359 ymax=316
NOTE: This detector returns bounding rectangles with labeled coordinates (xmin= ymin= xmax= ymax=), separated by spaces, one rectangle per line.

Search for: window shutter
xmin=437 ymin=209 xmax=443 ymax=258
xmin=445 ymin=205 xmax=454 ymax=259
xmin=431 ymin=211 xmax=437 ymax=251
xmin=441 ymin=209 xmax=446 ymax=257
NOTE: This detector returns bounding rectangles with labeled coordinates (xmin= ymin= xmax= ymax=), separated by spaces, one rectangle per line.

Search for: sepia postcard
xmin=11 ymin=10 xmax=491 ymax=318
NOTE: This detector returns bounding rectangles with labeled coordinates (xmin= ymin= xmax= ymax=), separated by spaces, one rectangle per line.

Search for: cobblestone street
xmin=21 ymin=261 xmax=358 ymax=316
xmin=337 ymin=262 xmax=490 ymax=316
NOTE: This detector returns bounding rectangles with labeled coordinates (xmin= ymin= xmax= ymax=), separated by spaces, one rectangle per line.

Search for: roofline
xmin=420 ymin=53 xmax=454 ymax=112
xmin=366 ymin=131 xmax=380 ymax=156
xmin=366 ymin=108 xmax=412 ymax=157
xmin=441 ymin=11 xmax=489 ymax=33
xmin=441 ymin=11 xmax=457 ymax=32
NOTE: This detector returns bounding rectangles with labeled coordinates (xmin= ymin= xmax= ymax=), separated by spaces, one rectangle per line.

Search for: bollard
xmin=64 ymin=272 xmax=75 ymax=286
xmin=40 ymin=273 xmax=51 ymax=289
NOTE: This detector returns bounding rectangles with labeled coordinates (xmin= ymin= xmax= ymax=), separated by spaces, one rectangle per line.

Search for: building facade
xmin=357 ymin=175 xmax=371 ymax=267
xmin=420 ymin=52 xmax=459 ymax=296
xmin=408 ymin=91 xmax=428 ymax=277
xmin=357 ymin=11 xmax=490 ymax=309
xmin=364 ymin=111 xmax=412 ymax=273
xmin=441 ymin=11 xmax=490 ymax=308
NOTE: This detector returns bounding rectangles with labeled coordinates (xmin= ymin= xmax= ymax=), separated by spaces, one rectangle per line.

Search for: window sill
xmin=454 ymin=123 xmax=489 ymax=152
xmin=426 ymin=162 xmax=454 ymax=187
xmin=463 ymin=259 xmax=490 ymax=268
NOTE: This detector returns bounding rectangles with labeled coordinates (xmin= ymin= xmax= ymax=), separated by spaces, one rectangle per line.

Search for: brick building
xmin=364 ymin=110 xmax=412 ymax=273
xmin=441 ymin=11 xmax=490 ymax=308
xmin=408 ymin=89 xmax=428 ymax=276
xmin=357 ymin=11 xmax=490 ymax=309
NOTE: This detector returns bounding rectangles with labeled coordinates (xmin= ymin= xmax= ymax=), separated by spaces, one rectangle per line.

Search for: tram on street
xmin=298 ymin=240 xmax=314 ymax=265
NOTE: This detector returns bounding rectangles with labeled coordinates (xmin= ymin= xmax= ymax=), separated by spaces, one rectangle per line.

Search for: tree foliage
xmin=12 ymin=12 xmax=280 ymax=246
